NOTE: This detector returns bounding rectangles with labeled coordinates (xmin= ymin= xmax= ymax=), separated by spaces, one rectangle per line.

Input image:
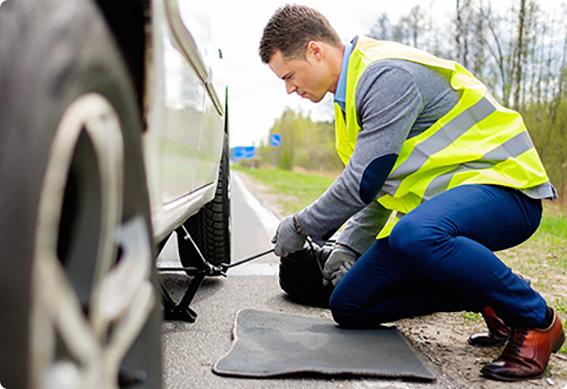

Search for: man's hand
xmin=322 ymin=245 xmax=358 ymax=286
xmin=272 ymin=215 xmax=306 ymax=257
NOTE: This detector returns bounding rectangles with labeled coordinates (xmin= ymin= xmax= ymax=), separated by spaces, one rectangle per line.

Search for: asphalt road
xmin=157 ymin=172 xmax=434 ymax=389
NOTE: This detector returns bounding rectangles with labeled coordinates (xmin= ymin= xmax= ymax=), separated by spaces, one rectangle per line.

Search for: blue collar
xmin=334 ymin=40 xmax=354 ymax=112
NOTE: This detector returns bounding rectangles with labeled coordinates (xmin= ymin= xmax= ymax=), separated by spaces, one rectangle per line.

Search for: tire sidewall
xmin=0 ymin=1 xmax=156 ymax=387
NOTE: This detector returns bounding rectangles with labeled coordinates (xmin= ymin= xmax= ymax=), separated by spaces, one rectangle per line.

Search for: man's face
xmin=268 ymin=44 xmax=330 ymax=103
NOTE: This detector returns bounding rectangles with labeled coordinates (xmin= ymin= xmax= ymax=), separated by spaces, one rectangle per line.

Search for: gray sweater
xmin=297 ymin=59 xmax=555 ymax=254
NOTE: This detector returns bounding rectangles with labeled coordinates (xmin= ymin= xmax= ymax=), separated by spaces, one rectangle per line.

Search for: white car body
xmin=145 ymin=0 xmax=227 ymax=242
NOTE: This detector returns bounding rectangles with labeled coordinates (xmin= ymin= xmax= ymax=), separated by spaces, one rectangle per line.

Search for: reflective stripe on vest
xmin=334 ymin=37 xmax=550 ymax=239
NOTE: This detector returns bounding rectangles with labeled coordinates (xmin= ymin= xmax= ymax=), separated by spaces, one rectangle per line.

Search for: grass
xmin=558 ymin=299 xmax=567 ymax=354
xmin=539 ymin=212 xmax=567 ymax=239
xmin=234 ymin=165 xmax=335 ymax=214
xmin=236 ymin=164 xmax=567 ymax=353
xmin=462 ymin=312 xmax=482 ymax=322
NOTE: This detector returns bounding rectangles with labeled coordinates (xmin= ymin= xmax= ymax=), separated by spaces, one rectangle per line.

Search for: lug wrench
xmin=158 ymin=247 xmax=275 ymax=276
xmin=221 ymin=248 xmax=275 ymax=271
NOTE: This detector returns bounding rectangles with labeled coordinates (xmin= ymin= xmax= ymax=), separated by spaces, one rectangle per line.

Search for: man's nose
xmin=285 ymin=80 xmax=296 ymax=94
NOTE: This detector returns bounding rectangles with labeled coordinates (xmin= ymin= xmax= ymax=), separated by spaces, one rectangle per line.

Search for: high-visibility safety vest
xmin=334 ymin=36 xmax=550 ymax=239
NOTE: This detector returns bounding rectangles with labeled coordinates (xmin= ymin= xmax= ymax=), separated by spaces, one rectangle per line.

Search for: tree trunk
xmin=455 ymin=0 xmax=470 ymax=67
xmin=512 ymin=0 xmax=526 ymax=110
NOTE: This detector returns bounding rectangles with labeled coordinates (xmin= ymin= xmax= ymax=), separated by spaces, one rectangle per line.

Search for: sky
xmin=184 ymin=0 xmax=562 ymax=147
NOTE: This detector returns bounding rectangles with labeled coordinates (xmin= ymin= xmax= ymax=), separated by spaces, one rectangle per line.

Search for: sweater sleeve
xmin=335 ymin=200 xmax=391 ymax=254
xmin=296 ymin=62 xmax=424 ymax=242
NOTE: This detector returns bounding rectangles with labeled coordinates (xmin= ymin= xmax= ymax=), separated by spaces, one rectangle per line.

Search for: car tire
xmin=0 ymin=1 xmax=161 ymax=388
xmin=177 ymin=133 xmax=231 ymax=269
xmin=279 ymin=247 xmax=335 ymax=308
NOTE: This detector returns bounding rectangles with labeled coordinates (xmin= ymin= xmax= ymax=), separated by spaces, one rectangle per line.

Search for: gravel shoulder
xmin=237 ymin=171 xmax=567 ymax=388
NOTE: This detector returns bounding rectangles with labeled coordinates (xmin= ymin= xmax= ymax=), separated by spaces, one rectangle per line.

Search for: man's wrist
xmin=334 ymin=242 xmax=360 ymax=257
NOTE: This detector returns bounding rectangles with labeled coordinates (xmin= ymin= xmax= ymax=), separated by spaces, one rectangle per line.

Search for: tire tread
xmin=178 ymin=134 xmax=231 ymax=268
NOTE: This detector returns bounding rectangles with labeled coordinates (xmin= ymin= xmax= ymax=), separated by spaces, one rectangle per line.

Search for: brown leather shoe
xmin=481 ymin=310 xmax=565 ymax=381
xmin=468 ymin=307 xmax=511 ymax=347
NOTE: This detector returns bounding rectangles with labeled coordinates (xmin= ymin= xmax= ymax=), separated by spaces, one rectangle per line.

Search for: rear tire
xmin=177 ymin=134 xmax=231 ymax=268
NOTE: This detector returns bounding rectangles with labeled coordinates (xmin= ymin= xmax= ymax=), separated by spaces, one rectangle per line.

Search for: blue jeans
xmin=329 ymin=184 xmax=546 ymax=329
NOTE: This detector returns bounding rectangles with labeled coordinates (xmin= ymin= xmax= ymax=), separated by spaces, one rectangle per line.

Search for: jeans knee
xmin=329 ymin=289 xmax=362 ymax=328
xmin=329 ymin=291 xmax=394 ymax=328
xmin=329 ymin=289 xmax=349 ymax=318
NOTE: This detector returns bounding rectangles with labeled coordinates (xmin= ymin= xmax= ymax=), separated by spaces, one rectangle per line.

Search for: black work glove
xmin=272 ymin=215 xmax=306 ymax=257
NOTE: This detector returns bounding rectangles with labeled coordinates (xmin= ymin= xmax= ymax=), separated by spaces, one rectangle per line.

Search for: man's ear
xmin=306 ymin=41 xmax=323 ymax=60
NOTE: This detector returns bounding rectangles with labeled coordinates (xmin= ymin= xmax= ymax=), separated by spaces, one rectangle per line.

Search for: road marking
xmin=228 ymin=262 xmax=279 ymax=276
xmin=231 ymin=172 xmax=279 ymax=276
xmin=232 ymin=172 xmax=280 ymax=235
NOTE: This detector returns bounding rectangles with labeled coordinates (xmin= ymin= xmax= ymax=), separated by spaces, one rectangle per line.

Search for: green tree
xmin=258 ymin=108 xmax=342 ymax=172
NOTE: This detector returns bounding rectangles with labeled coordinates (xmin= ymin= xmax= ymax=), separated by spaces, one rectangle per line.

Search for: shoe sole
xmin=468 ymin=336 xmax=508 ymax=347
xmin=481 ymin=369 xmax=544 ymax=382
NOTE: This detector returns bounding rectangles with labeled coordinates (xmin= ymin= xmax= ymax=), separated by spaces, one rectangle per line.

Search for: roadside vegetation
xmin=235 ymin=164 xmax=567 ymax=354
xmin=235 ymin=165 xmax=334 ymax=214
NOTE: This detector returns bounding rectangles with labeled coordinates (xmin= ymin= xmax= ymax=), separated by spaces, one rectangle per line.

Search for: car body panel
xmin=144 ymin=0 xmax=226 ymax=241
xmin=167 ymin=0 xmax=225 ymax=115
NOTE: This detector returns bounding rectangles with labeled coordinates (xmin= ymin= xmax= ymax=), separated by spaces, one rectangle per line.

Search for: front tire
xmin=0 ymin=1 xmax=161 ymax=388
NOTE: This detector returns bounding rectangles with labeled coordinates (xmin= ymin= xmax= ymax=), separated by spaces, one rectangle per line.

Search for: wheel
xmin=0 ymin=1 xmax=161 ymax=388
xmin=177 ymin=133 xmax=231 ymax=268
xmin=279 ymin=247 xmax=335 ymax=308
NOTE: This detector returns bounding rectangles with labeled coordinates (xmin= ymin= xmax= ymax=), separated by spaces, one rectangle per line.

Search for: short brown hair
xmin=259 ymin=4 xmax=341 ymax=63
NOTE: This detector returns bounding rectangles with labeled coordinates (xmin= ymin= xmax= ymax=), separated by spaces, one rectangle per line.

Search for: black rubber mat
xmin=213 ymin=309 xmax=436 ymax=381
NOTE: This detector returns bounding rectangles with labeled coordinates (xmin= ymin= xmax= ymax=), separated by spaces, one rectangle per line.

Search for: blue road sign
xmin=231 ymin=146 xmax=256 ymax=160
xmin=270 ymin=134 xmax=282 ymax=147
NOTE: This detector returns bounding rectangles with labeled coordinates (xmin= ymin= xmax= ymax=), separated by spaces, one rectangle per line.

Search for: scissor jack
xmin=157 ymin=225 xmax=274 ymax=322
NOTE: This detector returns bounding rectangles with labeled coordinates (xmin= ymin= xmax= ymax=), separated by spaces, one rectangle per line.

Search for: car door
xmin=147 ymin=0 xmax=205 ymax=204
xmin=163 ymin=0 xmax=225 ymax=197
xmin=170 ymin=1 xmax=225 ymax=187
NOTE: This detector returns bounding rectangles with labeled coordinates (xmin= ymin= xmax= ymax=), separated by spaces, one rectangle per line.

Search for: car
xmin=0 ymin=0 xmax=230 ymax=388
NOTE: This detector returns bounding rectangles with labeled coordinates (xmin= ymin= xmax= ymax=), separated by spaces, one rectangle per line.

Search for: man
xmin=259 ymin=4 xmax=565 ymax=382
